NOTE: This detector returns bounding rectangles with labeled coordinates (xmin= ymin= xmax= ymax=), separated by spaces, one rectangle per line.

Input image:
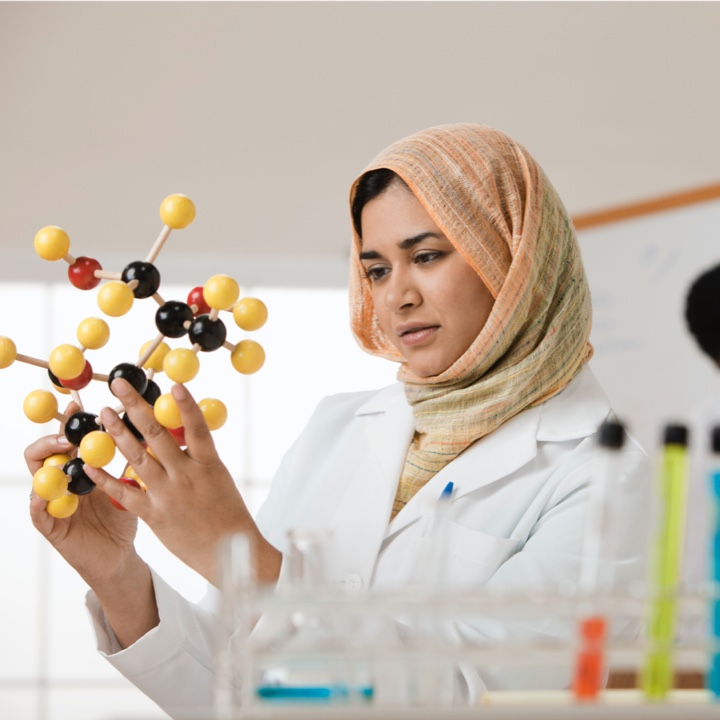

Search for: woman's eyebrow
xmin=360 ymin=232 xmax=445 ymax=260
xmin=398 ymin=232 xmax=443 ymax=250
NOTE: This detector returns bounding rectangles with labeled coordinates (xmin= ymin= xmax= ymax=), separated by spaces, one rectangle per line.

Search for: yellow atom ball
xmin=198 ymin=398 xmax=227 ymax=431
xmin=203 ymin=275 xmax=240 ymax=311
xmin=160 ymin=194 xmax=196 ymax=229
xmin=154 ymin=393 xmax=182 ymax=429
xmin=233 ymin=297 xmax=268 ymax=331
xmin=77 ymin=317 xmax=110 ymax=350
xmin=47 ymin=493 xmax=79 ymax=519
xmin=0 ymin=336 xmax=17 ymax=369
xmin=79 ymin=431 xmax=116 ymax=468
xmin=97 ymin=281 xmax=134 ymax=317
xmin=230 ymin=340 xmax=265 ymax=374
xmin=48 ymin=344 xmax=86 ymax=380
xmin=43 ymin=453 xmax=72 ymax=468
xmin=121 ymin=463 xmax=148 ymax=490
xmin=24 ymin=390 xmax=59 ymax=423
xmin=34 ymin=226 xmax=71 ymax=262
xmin=33 ymin=466 xmax=69 ymax=501
xmin=122 ymin=464 xmax=140 ymax=482
xmin=52 ymin=381 xmax=71 ymax=396
xmin=163 ymin=348 xmax=200 ymax=383
xmin=139 ymin=340 xmax=170 ymax=372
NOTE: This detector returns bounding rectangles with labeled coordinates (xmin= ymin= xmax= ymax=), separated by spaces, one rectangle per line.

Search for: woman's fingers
xmin=106 ymin=378 xmax=180 ymax=470
xmin=170 ymin=384 xmax=218 ymax=464
xmin=84 ymin=465 xmax=149 ymax=516
xmin=98 ymin=405 xmax=164 ymax=483
xmin=24 ymin=434 xmax=75 ymax=475
xmin=29 ymin=492 xmax=54 ymax=536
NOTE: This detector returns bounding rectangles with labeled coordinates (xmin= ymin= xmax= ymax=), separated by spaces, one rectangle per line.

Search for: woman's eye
xmin=364 ymin=266 xmax=389 ymax=282
xmin=415 ymin=251 xmax=443 ymax=265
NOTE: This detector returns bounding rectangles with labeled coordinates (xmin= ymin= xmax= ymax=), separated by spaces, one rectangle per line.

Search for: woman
xmin=26 ymin=124 xmax=650 ymax=715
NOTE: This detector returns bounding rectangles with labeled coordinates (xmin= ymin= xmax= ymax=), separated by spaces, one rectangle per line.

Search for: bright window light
xmin=0 ymin=282 xmax=398 ymax=720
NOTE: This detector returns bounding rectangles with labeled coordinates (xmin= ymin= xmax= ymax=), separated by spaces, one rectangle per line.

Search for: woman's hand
xmin=26 ymin=402 xmax=139 ymax=587
xmin=84 ymin=379 xmax=281 ymax=587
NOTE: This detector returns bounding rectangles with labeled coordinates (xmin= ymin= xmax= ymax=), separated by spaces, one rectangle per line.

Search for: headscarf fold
xmin=348 ymin=124 xmax=593 ymax=519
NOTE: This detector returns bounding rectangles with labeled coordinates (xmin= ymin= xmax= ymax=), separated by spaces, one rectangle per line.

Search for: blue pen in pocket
xmin=423 ymin=481 xmax=455 ymax=588
xmin=439 ymin=481 xmax=454 ymax=500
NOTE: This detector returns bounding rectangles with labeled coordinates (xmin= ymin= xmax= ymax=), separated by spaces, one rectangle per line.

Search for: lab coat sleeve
xmin=86 ymin=567 xmax=221 ymax=719
xmin=82 ymin=391 xmax=364 ymax=718
xmin=253 ymin=434 xmax=299 ymax=550
xmin=252 ymin=390 xmax=370 ymax=551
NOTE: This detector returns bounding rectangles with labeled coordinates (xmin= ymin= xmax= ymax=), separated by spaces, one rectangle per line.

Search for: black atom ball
xmin=122 ymin=261 xmax=161 ymax=299
xmin=156 ymin=301 xmax=193 ymax=338
xmin=188 ymin=315 xmax=227 ymax=352
xmin=122 ymin=413 xmax=144 ymax=441
xmin=63 ymin=457 xmax=96 ymax=495
xmin=120 ymin=379 xmax=162 ymax=442
xmin=64 ymin=412 xmax=100 ymax=446
xmin=142 ymin=379 xmax=162 ymax=406
xmin=108 ymin=363 xmax=148 ymax=396
xmin=48 ymin=368 xmax=66 ymax=389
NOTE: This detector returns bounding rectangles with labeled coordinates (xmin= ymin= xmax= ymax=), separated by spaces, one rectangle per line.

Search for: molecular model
xmin=0 ymin=194 xmax=268 ymax=519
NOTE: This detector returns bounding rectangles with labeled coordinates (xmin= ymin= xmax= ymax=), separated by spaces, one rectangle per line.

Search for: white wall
xmin=2 ymin=2 xmax=720 ymax=287
xmin=579 ymin=200 xmax=720 ymax=456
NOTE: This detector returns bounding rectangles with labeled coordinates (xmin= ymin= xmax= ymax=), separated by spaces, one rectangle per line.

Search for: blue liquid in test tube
xmin=709 ymin=427 xmax=720 ymax=698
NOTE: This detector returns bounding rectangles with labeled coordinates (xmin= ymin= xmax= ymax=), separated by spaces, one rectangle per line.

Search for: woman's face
xmin=359 ymin=183 xmax=494 ymax=378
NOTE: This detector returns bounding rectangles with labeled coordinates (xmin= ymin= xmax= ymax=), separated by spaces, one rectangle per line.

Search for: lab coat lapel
xmin=386 ymin=404 xmax=542 ymax=536
xmin=329 ymin=387 xmax=415 ymax=583
xmin=383 ymin=366 xmax=609 ymax=536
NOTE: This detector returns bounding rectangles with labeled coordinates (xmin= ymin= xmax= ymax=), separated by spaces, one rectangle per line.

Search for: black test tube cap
xmin=663 ymin=424 xmax=689 ymax=447
xmin=711 ymin=426 xmax=720 ymax=454
xmin=599 ymin=419 xmax=626 ymax=449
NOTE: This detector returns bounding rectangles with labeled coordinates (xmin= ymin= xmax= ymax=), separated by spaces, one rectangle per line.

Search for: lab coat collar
xmin=536 ymin=366 xmax=610 ymax=441
xmin=355 ymin=382 xmax=407 ymax=416
xmin=356 ymin=366 xmax=609 ymax=536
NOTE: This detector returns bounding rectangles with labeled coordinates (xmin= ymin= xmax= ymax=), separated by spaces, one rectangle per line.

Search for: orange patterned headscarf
xmin=348 ymin=124 xmax=593 ymax=519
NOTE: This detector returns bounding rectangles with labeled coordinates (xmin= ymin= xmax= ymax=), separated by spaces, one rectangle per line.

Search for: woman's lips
xmin=399 ymin=326 xmax=439 ymax=346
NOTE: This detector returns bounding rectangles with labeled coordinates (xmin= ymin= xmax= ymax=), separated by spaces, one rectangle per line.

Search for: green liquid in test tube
xmin=642 ymin=424 xmax=689 ymax=700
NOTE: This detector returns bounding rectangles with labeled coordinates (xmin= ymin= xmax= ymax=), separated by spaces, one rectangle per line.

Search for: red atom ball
xmin=168 ymin=425 xmax=186 ymax=447
xmin=59 ymin=359 xmax=93 ymax=390
xmin=110 ymin=477 xmax=142 ymax=511
xmin=68 ymin=256 xmax=103 ymax=290
xmin=187 ymin=286 xmax=211 ymax=316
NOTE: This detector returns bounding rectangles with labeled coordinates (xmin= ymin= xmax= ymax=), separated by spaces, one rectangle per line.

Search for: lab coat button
xmin=343 ymin=573 xmax=364 ymax=592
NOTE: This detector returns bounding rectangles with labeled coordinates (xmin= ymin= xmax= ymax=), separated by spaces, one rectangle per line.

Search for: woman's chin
xmin=403 ymin=356 xmax=452 ymax=379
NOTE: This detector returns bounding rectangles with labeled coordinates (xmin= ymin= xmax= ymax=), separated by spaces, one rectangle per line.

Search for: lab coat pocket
xmin=444 ymin=523 xmax=519 ymax=589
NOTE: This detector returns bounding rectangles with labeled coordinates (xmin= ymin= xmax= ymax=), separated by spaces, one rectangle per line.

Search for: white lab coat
xmin=86 ymin=366 xmax=651 ymax=718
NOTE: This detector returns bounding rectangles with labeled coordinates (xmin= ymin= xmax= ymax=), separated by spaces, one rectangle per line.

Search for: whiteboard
xmin=578 ymin=199 xmax=720 ymax=456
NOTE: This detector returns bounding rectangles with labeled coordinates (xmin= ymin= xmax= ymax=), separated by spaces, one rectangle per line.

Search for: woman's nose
xmin=384 ymin=269 xmax=421 ymax=311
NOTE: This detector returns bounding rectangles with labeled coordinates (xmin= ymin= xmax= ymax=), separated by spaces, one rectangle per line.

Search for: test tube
xmin=286 ymin=528 xmax=328 ymax=589
xmin=257 ymin=529 xmax=350 ymax=704
xmin=642 ymin=424 xmax=690 ymax=700
xmin=572 ymin=419 xmax=625 ymax=701
xmin=215 ymin=532 xmax=256 ymax=720
xmin=708 ymin=426 xmax=720 ymax=698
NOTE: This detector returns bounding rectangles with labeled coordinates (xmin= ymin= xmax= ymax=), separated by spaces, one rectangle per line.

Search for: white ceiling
xmin=1 ymin=1 xmax=719 ymax=287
